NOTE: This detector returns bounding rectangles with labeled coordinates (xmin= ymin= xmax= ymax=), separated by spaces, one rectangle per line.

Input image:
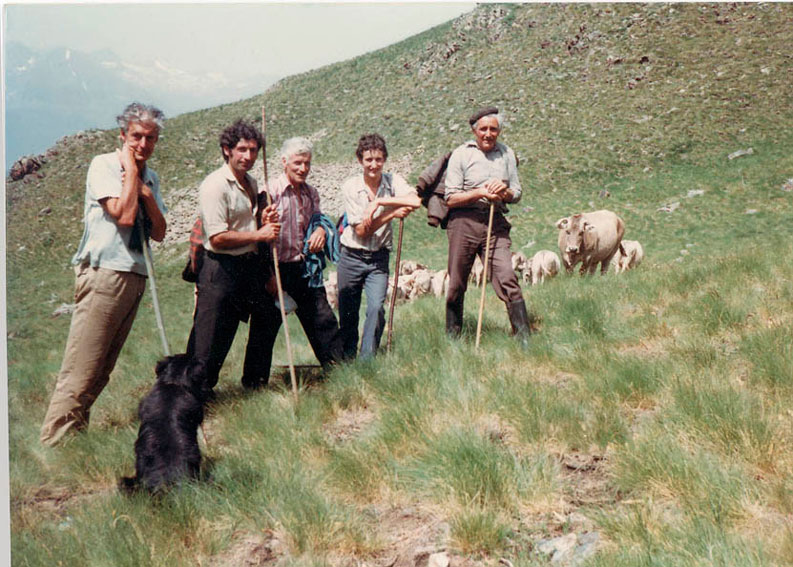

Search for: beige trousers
xmin=40 ymin=264 xmax=146 ymax=446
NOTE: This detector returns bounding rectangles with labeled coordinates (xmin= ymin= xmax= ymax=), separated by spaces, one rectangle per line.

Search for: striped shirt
xmin=266 ymin=173 xmax=321 ymax=262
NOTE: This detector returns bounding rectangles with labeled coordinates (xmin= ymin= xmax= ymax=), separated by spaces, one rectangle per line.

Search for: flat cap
xmin=469 ymin=106 xmax=499 ymax=126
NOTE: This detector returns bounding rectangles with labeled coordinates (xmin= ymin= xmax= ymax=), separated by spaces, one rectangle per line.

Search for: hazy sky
xmin=4 ymin=2 xmax=475 ymax=80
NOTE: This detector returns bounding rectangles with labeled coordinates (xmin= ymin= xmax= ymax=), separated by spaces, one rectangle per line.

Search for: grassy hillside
xmin=7 ymin=3 xmax=793 ymax=566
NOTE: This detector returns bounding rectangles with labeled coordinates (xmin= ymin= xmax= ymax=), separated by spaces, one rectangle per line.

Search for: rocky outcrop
xmin=401 ymin=5 xmax=514 ymax=75
xmin=9 ymin=155 xmax=46 ymax=181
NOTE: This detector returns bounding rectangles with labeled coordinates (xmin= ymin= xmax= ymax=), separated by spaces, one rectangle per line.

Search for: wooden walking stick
xmin=138 ymin=216 xmax=171 ymax=356
xmin=124 ymin=138 xmax=204 ymax=443
xmin=386 ymin=217 xmax=405 ymax=352
xmin=121 ymin=136 xmax=170 ymax=356
xmin=475 ymin=202 xmax=495 ymax=350
xmin=261 ymin=107 xmax=299 ymax=400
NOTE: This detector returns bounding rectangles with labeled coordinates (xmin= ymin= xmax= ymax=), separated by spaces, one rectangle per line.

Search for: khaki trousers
xmin=40 ymin=264 xmax=146 ymax=446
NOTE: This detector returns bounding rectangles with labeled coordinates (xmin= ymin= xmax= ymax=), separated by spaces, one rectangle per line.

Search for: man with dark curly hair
xmin=185 ymin=119 xmax=281 ymax=395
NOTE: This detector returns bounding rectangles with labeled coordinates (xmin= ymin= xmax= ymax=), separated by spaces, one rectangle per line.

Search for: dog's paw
xmin=118 ymin=476 xmax=140 ymax=494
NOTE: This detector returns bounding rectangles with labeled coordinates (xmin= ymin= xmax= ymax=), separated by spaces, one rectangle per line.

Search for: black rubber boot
xmin=446 ymin=297 xmax=464 ymax=338
xmin=507 ymin=299 xmax=531 ymax=349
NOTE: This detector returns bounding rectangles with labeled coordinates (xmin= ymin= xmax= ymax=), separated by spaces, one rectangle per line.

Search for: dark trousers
xmin=186 ymin=251 xmax=276 ymax=389
xmin=245 ymin=261 xmax=342 ymax=383
xmin=446 ymin=208 xmax=524 ymax=331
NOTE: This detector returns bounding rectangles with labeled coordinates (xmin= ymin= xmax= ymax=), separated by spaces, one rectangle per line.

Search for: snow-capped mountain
xmin=5 ymin=42 xmax=278 ymax=165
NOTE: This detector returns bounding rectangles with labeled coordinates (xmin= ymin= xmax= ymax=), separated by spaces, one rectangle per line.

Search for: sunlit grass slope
xmin=7 ymin=3 xmax=793 ymax=565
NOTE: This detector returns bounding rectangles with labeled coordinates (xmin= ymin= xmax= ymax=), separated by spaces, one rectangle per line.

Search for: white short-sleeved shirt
xmin=340 ymin=172 xmax=414 ymax=251
xmin=71 ymin=151 xmax=167 ymax=276
xmin=199 ymin=163 xmax=259 ymax=256
xmin=444 ymin=140 xmax=522 ymax=211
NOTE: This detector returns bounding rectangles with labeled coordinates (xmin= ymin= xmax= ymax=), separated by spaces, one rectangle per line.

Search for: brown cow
xmin=556 ymin=210 xmax=625 ymax=275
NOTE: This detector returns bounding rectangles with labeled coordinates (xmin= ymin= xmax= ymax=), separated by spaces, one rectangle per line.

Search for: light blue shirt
xmin=72 ymin=151 xmax=167 ymax=276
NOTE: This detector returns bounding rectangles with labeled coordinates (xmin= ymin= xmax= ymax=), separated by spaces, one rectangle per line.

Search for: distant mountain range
xmin=4 ymin=42 xmax=279 ymax=166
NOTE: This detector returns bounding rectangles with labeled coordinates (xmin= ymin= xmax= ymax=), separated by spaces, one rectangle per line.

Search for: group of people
xmin=39 ymin=102 xmax=531 ymax=447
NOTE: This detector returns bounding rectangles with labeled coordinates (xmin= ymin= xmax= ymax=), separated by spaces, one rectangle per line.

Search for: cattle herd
xmin=324 ymin=209 xmax=641 ymax=308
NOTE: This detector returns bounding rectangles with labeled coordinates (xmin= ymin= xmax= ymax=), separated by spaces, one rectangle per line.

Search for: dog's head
xmin=155 ymin=354 xmax=206 ymax=395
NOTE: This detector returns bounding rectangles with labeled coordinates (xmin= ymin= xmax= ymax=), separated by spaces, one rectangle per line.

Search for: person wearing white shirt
xmin=338 ymin=134 xmax=420 ymax=359
xmin=40 ymin=102 xmax=168 ymax=446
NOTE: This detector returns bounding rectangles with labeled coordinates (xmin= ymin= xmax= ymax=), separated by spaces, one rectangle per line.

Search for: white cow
xmin=613 ymin=239 xmax=644 ymax=273
xmin=526 ymin=250 xmax=561 ymax=285
xmin=388 ymin=275 xmax=410 ymax=301
xmin=470 ymin=255 xmax=484 ymax=287
xmin=409 ymin=269 xmax=433 ymax=299
xmin=431 ymin=269 xmax=449 ymax=298
xmin=325 ymin=271 xmax=339 ymax=310
xmin=400 ymin=260 xmax=427 ymax=276
xmin=472 ymin=251 xmax=527 ymax=287
xmin=556 ymin=209 xmax=625 ymax=275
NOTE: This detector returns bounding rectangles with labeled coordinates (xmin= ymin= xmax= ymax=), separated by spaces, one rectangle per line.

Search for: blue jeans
xmin=338 ymin=246 xmax=390 ymax=359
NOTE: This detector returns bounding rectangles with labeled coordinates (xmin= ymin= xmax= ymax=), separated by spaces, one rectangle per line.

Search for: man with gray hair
xmin=443 ymin=106 xmax=531 ymax=347
xmin=40 ymin=102 xmax=168 ymax=445
xmin=243 ymin=137 xmax=343 ymax=386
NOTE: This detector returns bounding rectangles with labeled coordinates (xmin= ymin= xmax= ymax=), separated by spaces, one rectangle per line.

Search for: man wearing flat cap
xmin=443 ymin=106 xmax=531 ymax=346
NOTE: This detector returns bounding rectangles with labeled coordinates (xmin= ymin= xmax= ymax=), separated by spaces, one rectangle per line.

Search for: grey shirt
xmin=444 ymin=140 xmax=521 ymax=211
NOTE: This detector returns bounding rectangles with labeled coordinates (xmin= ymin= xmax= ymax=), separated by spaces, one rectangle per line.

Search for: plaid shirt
xmin=266 ymin=173 xmax=321 ymax=262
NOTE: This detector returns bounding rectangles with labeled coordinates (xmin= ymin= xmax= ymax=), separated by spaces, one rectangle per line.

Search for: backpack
xmin=336 ymin=211 xmax=349 ymax=236
xmin=181 ymin=216 xmax=204 ymax=283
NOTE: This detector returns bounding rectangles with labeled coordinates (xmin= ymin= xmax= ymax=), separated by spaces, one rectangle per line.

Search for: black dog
xmin=120 ymin=354 xmax=206 ymax=493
